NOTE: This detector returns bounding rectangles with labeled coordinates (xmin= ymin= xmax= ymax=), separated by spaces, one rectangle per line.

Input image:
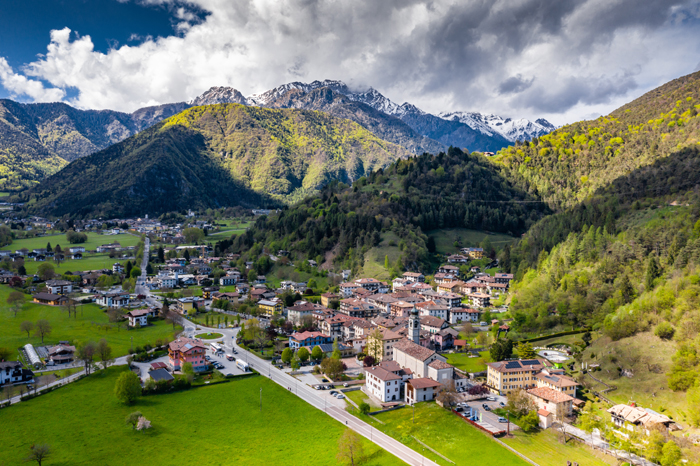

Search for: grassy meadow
xmin=428 ymin=228 xmax=515 ymax=255
xmin=446 ymin=351 xmax=493 ymax=373
xmin=1 ymin=233 xmax=140 ymax=252
xmin=0 ymin=285 xmax=178 ymax=358
xmin=502 ymin=429 xmax=617 ymax=466
xmin=0 ymin=366 xmax=403 ymax=466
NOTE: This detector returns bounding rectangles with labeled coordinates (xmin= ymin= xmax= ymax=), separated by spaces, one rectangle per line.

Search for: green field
xmin=0 ymin=286 xmax=178 ymax=358
xmin=446 ymin=351 xmax=492 ymax=373
xmin=21 ymin=253 xmax=125 ymax=275
xmin=428 ymin=228 xmax=515 ymax=255
xmin=1 ymin=233 xmax=140 ymax=252
xmin=360 ymin=401 xmax=527 ymax=466
xmin=362 ymin=231 xmax=402 ymax=280
xmin=0 ymin=366 xmax=403 ymax=465
xmin=503 ymin=429 xmax=616 ymax=466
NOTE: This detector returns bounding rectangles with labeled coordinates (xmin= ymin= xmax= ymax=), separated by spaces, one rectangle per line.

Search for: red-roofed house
xmin=168 ymin=337 xmax=208 ymax=372
xmin=289 ymin=331 xmax=333 ymax=350
xmin=406 ymin=378 xmax=442 ymax=403
xmin=365 ymin=366 xmax=403 ymax=402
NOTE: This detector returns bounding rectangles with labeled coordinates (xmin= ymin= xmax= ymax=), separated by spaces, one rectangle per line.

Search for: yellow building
xmin=258 ymin=299 xmax=283 ymax=317
xmin=464 ymin=247 xmax=484 ymax=259
xmin=486 ymin=359 xmax=580 ymax=396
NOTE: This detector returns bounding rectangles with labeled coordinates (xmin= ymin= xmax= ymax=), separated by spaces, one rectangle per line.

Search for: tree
xmin=655 ymin=322 xmax=675 ymax=340
xmin=17 ymin=265 xmax=26 ymax=276
xmin=157 ymin=246 xmax=165 ymax=263
xmin=183 ymin=227 xmax=205 ymax=244
xmin=362 ymin=355 xmax=375 ymax=367
xmin=646 ymin=256 xmax=660 ymax=291
xmin=506 ymin=388 xmax=536 ymax=417
xmin=281 ymin=347 xmax=293 ymax=364
xmin=366 ymin=328 xmax=384 ymax=361
xmin=37 ymin=262 xmax=55 ymax=280
xmin=136 ymin=416 xmax=152 ymax=431
xmin=182 ymin=361 xmax=195 ymax=383
xmin=336 ymin=429 xmax=365 ymax=466
xmin=646 ymin=430 xmax=666 ymax=463
xmin=97 ymin=339 xmax=113 ymax=369
xmin=291 ymin=356 xmax=301 ymax=370
xmin=146 ymin=262 xmax=154 ymax=275
xmin=46 ymin=242 xmax=52 ymax=252
xmin=77 ymin=341 xmax=97 ymax=374
xmin=555 ymin=402 xmax=570 ymax=443
xmin=490 ymin=338 xmax=513 ymax=361
xmin=34 ymin=319 xmax=52 ymax=344
xmin=26 ymin=444 xmax=51 ymax=466
xmin=660 ymin=440 xmax=682 ymax=466
xmin=20 ymin=320 xmax=34 ymax=338
xmin=516 ymin=342 xmax=537 ymax=359
xmin=513 ymin=410 xmax=536 ymax=432
xmin=436 ymin=380 xmax=458 ymax=409
xmin=578 ymin=402 xmax=601 ymax=441
xmin=298 ymin=347 xmax=310 ymax=363
xmin=320 ymin=357 xmax=344 ymax=380
xmin=461 ymin=321 xmax=475 ymax=340
xmin=332 ymin=337 xmax=341 ymax=360
xmin=384 ymin=255 xmax=389 ymax=270
xmin=7 ymin=290 xmax=24 ymax=317
xmin=358 ymin=402 xmax=370 ymax=415
xmin=582 ymin=330 xmax=592 ymax=346
xmin=183 ymin=249 xmax=191 ymax=262
xmin=66 ymin=229 xmax=88 ymax=244
xmin=311 ymin=345 xmax=324 ymax=361
xmin=125 ymin=260 xmax=133 ymax=278
xmin=247 ymin=269 xmax=257 ymax=284
xmin=125 ymin=411 xmax=143 ymax=430
xmin=114 ymin=370 xmax=142 ymax=404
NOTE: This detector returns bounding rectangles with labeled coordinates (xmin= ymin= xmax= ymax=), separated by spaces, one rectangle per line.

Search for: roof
xmin=537 ymin=409 xmax=552 ymax=417
xmin=366 ymin=366 xmax=402 ymax=382
xmin=393 ymin=339 xmax=437 ymax=361
xmin=607 ymin=404 xmax=672 ymax=426
xmin=535 ymin=371 xmax=580 ymax=388
xmin=428 ymin=360 xmax=454 ymax=370
xmin=127 ymin=308 xmax=154 ymax=317
xmin=0 ymin=361 xmax=23 ymax=370
xmin=168 ymin=337 xmax=206 ymax=353
xmin=420 ymin=316 xmax=447 ymax=328
xmin=149 ymin=368 xmax=175 ymax=382
xmin=487 ymin=359 xmax=550 ymax=373
xmin=408 ymin=377 xmax=442 ymax=389
xmin=291 ymin=331 xmax=330 ymax=341
xmin=258 ymin=299 xmax=280 ymax=307
xmin=378 ymin=360 xmax=402 ymax=372
xmin=527 ymin=387 xmax=574 ymax=404
xmin=150 ymin=362 xmax=168 ymax=370
xmin=33 ymin=292 xmax=64 ymax=301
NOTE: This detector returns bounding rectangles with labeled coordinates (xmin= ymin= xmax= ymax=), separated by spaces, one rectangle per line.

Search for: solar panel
xmin=522 ymin=360 xmax=540 ymax=365
xmin=505 ymin=361 xmax=521 ymax=369
xmin=549 ymin=376 xmax=559 ymax=382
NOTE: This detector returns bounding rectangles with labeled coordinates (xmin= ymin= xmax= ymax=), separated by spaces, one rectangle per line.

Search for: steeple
xmin=409 ymin=307 xmax=420 ymax=345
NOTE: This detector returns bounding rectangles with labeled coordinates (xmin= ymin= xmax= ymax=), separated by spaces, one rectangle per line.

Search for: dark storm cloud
xmin=498 ymin=75 xmax=535 ymax=95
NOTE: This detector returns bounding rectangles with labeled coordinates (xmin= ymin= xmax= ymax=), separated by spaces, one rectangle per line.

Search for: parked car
xmin=487 ymin=397 xmax=495 ymax=401
xmin=484 ymin=405 xmax=491 ymax=411
xmin=343 ymin=382 xmax=349 ymax=387
xmin=330 ymin=390 xmax=338 ymax=395
xmin=314 ymin=385 xmax=320 ymax=390
xmin=499 ymin=402 xmax=505 ymax=407
xmin=336 ymin=394 xmax=345 ymax=399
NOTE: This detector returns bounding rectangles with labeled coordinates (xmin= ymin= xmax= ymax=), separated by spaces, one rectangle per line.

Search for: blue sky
xmin=1 ymin=0 xmax=699 ymax=125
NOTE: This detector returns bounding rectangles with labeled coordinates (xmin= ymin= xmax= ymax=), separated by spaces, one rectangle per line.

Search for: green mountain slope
xmin=19 ymin=103 xmax=412 ymax=217
xmin=215 ymin=147 xmax=546 ymax=273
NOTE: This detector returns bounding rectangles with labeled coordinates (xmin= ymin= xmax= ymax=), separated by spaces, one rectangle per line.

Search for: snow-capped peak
xmin=438 ymin=111 xmax=555 ymax=142
xmin=188 ymin=86 xmax=248 ymax=106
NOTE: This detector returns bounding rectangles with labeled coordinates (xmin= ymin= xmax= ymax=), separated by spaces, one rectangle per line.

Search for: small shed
xmin=149 ymin=368 xmax=174 ymax=382
xmin=538 ymin=408 xmax=553 ymax=429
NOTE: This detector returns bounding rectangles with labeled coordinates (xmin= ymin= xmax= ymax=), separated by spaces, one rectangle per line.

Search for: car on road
xmin=483 ymin=405 xmax=491 ymax=411
xmin=487 ymin=397 xmax=495 ymax=401
xmin=343 ymin=383 xmax=349 ymax=387
xmin=499 ymin=402 xmax=505 ymax=407
xmin=226 ymin=354 xmax=234 ymax=361
xmin=498 ymin=417 xmax=508 ymax=423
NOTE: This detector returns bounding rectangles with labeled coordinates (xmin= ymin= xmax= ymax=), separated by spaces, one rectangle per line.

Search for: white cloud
xmin=2 ymin=0 xmax=699 ymax=125
xmin=0 ymin=58 xmax=65 ymax=102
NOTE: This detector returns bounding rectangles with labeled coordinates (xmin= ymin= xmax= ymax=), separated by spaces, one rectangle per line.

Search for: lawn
xmin=1 ymin=233 xmax=140 ymax=252
xmin=428 ymin=228 xmax=515 ymax=255
xmin=195 ymin=332 xmax=223 ymax=340
xmin=0 ymin=366 xmax=404 ymax=466
xmin=0 ymin=285 xmax=179 ymax=358
xmin=345 ymin=388 xmax=379 ymax=408
xmin=21 ymin=253 xmax=125 ymax=275
xmin=361 ymin=401 xmax=528 ymax=466
xmin=446 ymin=351 xmax=492 ymax=373
xmin=362 ymin=231 xmax=402 ymax=281
xmin=503 ymin=429 xmax=617 ymax=466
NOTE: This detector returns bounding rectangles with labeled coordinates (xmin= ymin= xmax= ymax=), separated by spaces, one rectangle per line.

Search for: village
xmin=0 ymin=217 xmax=677 ymax=466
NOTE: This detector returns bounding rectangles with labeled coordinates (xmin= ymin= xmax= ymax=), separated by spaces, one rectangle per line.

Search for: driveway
xmin=460 ymin=395 xmax=518 ymax=433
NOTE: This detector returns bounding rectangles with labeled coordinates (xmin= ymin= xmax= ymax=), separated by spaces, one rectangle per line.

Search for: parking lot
xmin=205 ymin=345 xmax=249 ymax=377
xmin=455 ymin=395 xmax=519 ymax=434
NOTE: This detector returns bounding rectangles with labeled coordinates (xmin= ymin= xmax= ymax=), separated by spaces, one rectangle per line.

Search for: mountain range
xmin=0 ymin=79 xmax=554 ymax=190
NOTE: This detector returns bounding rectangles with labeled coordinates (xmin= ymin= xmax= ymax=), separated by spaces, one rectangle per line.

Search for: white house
xmin=220 ymin=276 xmax=237 ymax=286
xmin=0 ymin=361 xmax=34 ymax=385
xmin=405 ymin=378 xmax=442 ymax=404
xmin=69 ymin=246 xmax=86 ymax=254
xmin=45 ymin=279 xmax=73 ymax=295
xmin=94 ymin=292 xmax=130 ymax=308
xmin=126 ymin=308 xmax=157 ymax=327
xmin=113 ymin=263 xmax=124 ymax=273
xmin=365 ymin=366 xmax=403 ymax=402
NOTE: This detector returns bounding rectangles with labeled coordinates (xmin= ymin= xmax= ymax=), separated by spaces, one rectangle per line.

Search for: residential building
xmin=390 ymin=301 xmax=415 ymax=318
xmin=438 ymin=265 xmax=460 ymax=275
xmin=0 ymin=361 xmax=34 ymax=385
xmin=366 ymin=294 xmax=398 ymax=313
xmin=420 ymin=316 xmax=448 ymax=334
xmin=494 ymin=273 xmax=514 ymax=284
xmin=220 ymin=275 xmax=238 ymax=286
xmin=319 ymin=315 xmax=357 ymax=339
xmin=302 ymin=342 xmax=354 ymax=358
xmin=339 ymin=282 xmax=361 ymax=297
xmin=258 ymin=298 xmax=284 ymax=317
xmin=320 ymin=292 xmax=339 ymax=307
xmin=365 ymin=366 xmax=403 ymax=402
xmin=201 ymin=287 xmax=219 ymax=299
xmin=47 ymin=344 xmax=76 ymax=364
xmin=607 ymin=404 xmax=675 ymax=435
xmin=286 ymin=301 xmax=325 ymax=325
xmin=468 ymin=292 xmax=491 ymax=308
xmin=415 ymin=302 xmax=449 ymax=321
xmin=534 ymin=370 xmax=579 ymax=397
xmin=354 ymin=278 xmax=382 ymax=293
xmin=32 ymin=293 xmax=69 ymax=306
xmin=365 ymin=329 xmax=403 ymax=362
xmin=68 ymin=246 xmax=86 ymax=254
xmin=486 ymin=359 xmax=553 ymax=394
xmin=126 ymin=308 xmax=157 ymax=327
xmin=447 ymin=254 xmax=470 ymax=263
xmin=289 ymin=331 xmax=333 ymax=350
xmin=526 ymin=387 xmax=574 ymax=419
xmin=113 ymin=263 xmax=124 ymax=273
xmin=402 ymin=272 xmax=425 ymax=283
xmin=339 ymin=298 xmax=377 ymax=318
xmin=432 ymin=327 xmax=459 ymax=351
xmin=405 ymin=378 xmax=442 ymax=404
xmin=95 ymin=292 xmax=130 ymax=308
xmin=448 ymin=308 xmax=480 ymax=324
xmin=168 ymin=337 xmax=208 ymax=372
xmin=45 ymin=280 xmax=73 ymax=295
xmin=173 ymin=297 xmax=204 ymax=315
xmin=462 ymin=247 xmax=484 ymax=259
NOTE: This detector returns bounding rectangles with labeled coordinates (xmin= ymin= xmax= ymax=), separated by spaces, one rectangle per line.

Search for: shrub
xmin=655 ymin=322 xmax=675 ymax=340
xmin=359 ymin=402 xmax=370 ymax=415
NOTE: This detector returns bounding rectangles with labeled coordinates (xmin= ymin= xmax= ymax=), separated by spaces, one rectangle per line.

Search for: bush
xmin=655 ymin=322 xmax=675 ymax=340
xmin=359 ymin=402 xmax=370 ymax=415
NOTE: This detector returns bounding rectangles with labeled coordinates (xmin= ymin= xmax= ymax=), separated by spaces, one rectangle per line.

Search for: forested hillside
xmin=219 ymin=147 xmax=546 ymax=272
xmin=18 ymin=103 xmax=412 ymax=217
xmin=495 ymin=70 xmax=700 ymax=405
